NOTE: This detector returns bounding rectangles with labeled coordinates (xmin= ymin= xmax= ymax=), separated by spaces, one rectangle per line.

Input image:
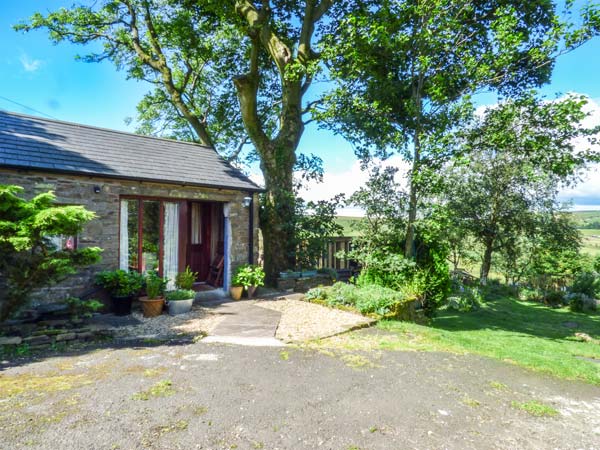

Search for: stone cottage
xmin=0 ymin=110 xmax=261 ymax=301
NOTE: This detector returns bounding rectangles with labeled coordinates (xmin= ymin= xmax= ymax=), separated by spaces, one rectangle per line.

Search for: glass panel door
xmin=127 ymin=200 xmax=139 ymax=271
xmin=142 ymin=200 xmax=160 ymax=273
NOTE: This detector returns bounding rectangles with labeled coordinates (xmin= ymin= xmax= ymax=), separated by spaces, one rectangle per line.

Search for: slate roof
xmin=0 ymin=110 xmax=262 ymax=192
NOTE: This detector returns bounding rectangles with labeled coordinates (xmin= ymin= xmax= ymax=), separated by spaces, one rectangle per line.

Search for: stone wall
xmin=276 ymin=274 xmax=335 ymax=293
xmin=0 ymin=168 xmax=259 ymax=303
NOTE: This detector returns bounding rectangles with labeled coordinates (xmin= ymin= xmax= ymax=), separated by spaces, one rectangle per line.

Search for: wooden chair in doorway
xmin=207 ymin=254 xmax=224 ymax=287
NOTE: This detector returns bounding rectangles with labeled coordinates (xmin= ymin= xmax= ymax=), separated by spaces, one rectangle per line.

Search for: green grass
xmin=334 ymin=216 xmax=364 ymax=237
xmin=578 ymin=228 xmax=600 ymax=256
xmin=511 ymin=400 xmax=559 ymax=417
xmin=365 ymin=297 xmax=600 ymax=385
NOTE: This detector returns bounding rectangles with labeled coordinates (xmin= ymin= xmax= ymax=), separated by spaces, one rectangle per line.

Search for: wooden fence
xmin=318 ymin=236 xmax=354 ymax=270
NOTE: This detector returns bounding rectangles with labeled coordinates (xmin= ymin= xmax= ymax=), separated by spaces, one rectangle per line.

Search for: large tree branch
xmin=233 ymin=38 xmax=271 ymax=153
xmin=122 ymin=0 xmax=214 ymax=146
xmin=235 ymin=0 xmax=292 ymax=72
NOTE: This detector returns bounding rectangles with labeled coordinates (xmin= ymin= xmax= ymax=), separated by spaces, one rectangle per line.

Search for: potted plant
xmin=175 ymin=266 xmax=197 ymax=291
xmin=165 ymin=289 xmax=196 ymax=315
xmin=246 ymin=265 xmax=265 ymax=298
xmin=95 ymin=269 xmax=144 ymax=316
xmin=165 ymin=267 xmax=198 ymax=315
xmin=232 ymin=264 xmax=265 ymax=298
xmin=139 ymin=271 xmax=167 ymax=317
xmin=230 ymin=266 xmax=245 ymax=301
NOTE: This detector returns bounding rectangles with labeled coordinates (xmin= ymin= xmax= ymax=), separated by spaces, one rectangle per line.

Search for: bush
xmin=165 ymin=289 xmax=196 ymax=301
xmin=175 ymin=266 xmax=197 ymax=290
xmin=519 ymin=287 xmax=543 ymax=302
xmin=0 ymin=185 xmax=102 ymax=321
xmin=544 ymin=290 xmax=564 ymax=307
xmin=95 ymin=270 xmax=144 ymax=297
xmin=446 ymin=286 xmax=483 ymax=312
xmin=354 ymin=250 xmax=450 ymax=318
xmin=571 ymin=271 xmax=599 ymax=298
xmin=62 ymin=297 xmax=103 ymax=320
xmin=304 ymin=286 xmax=328 ymax=301
xmin=355 ymin=253 xmax=416 ymax=290
xmin=305 ymin=282 xmax=411 ymax=317
xmin=566 ymin=292 xmax=597 ymax=313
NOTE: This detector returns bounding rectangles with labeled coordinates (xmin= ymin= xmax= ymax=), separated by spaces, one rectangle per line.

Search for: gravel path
xmin=108 ymin=294 xmax=373 ymax=345
xmin=113 ymin=305 xmax=226 ymax=339
xmin=256 ymin=296 xmax=375 ymax=342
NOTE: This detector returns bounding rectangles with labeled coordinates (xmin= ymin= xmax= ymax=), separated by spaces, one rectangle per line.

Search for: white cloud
xmin=19 ymin=54 xmax=42 ymax=72
xmin=249 ymin=93 xmax=600 ymax=215
xmin=249 ymin=155 xmax=410 ymax=216
xmin=558 ymin=96 xmax=600 ymax=210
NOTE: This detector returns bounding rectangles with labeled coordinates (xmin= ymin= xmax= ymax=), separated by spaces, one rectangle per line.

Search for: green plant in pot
xmin=95 ymin=269 xmax=144 ymax=316
xmin=166 ymin=266 xmax=197 ymax=315
xmin=175 ymin=266 xmax=197 ymax=290
xmin=232 ymin=264 xmax=265 ymax=299
xmin=140 ymin=271 xmax=167 ymax=318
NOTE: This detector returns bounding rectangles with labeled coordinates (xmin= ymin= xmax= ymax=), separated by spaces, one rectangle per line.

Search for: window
xmin=48 ymin=203 xmax=79 ymax=251
xmin=141 ymin=200 xmax=160 ymax=273
xmin=119 ymin=198 xmax=179 ymax=286
xmin=48 ymin=235 xmax=77 ymax=251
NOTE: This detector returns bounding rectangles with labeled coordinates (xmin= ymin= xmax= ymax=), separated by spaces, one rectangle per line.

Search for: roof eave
xmin=0 ymin=164 xmax=265 ymax=193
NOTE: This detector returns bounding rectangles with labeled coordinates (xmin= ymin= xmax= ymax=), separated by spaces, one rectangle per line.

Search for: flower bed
xmin=305 ymin=282 xmax=424 ymax=322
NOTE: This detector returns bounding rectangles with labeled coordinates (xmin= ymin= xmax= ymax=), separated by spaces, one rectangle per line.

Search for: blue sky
xmin=2 ymin=1 xmax=600 ymax=210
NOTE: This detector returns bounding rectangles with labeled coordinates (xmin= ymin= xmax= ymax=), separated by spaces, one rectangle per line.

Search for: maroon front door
xmin=188 ymin=202 xmax=212 ymax=281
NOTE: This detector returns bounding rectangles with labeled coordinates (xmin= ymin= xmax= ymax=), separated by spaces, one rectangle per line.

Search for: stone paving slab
xmin=208 ymin=300 xmax=282 ymax=339
xmin=202 ymin=336 xmax=285 ymax=346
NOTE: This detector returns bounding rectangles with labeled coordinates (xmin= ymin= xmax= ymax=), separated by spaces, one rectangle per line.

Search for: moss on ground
xmin=511 ymin=400 xmax=559 ymax=417
xmin=132 ymin=380 xmax=175 ymax=401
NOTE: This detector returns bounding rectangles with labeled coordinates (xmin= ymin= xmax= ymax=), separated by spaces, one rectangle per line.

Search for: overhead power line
xmin=0 ymin=95 xmax=59 ymax=120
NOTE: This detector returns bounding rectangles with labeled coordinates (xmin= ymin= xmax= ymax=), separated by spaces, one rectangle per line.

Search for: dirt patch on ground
xmin=256 ymin=296 xmax=375 ymax=342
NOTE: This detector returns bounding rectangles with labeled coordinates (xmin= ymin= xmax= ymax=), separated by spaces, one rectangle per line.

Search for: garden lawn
xmin=375 ymin=297 xmax=600 ymax=385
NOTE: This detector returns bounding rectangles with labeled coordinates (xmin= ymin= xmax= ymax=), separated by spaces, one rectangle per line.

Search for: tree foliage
xmin=294 ymin=194 xmax=344 ymax=270
xmin=0 ymin=185 xmax=102 ymax=321
xmin=444 ymin=94 xmax=599 ymax=284
xmin=320 ymin=0 xmax=599 ymax=258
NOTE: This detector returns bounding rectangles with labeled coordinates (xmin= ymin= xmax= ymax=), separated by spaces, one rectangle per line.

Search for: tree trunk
xmin=480 ymin=238 xmax=494 ymax=285
xmin=234 ymin=69 xmax=303 ymax=282
xmin=259 ymin=140 xmax=298 ymax=282
xmin=232 ymin=1 xmax=331 ymax=282
xmin=405 ymin=132 xmax=421 ymax=259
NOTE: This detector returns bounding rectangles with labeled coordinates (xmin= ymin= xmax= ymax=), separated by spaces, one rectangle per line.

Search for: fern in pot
xmin=166 ymin=266 xmax=197 ymax=315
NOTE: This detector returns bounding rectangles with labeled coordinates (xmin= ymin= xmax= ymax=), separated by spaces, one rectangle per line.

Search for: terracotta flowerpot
xmin=247 ymin=286 xmax=258 ymax=298
xmin=139 ymin=296 xmax=164 ymax=317
xmin=230 ymin=286 xmax=243 ymax=301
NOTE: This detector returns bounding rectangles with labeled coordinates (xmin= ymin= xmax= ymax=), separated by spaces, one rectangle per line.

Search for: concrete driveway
xmin=1 ymin=331 xmax=599 ymax=449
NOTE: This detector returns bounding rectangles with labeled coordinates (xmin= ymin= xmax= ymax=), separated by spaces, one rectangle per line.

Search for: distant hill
xmin=570 ymin=210 xmax=600 ymax=229
xmin=335 ymin=212 xmax=600 ymax=256
xmin=335 ymin=216 xmax=364 ymax=237
xmin=571 ymin=211 xmax=600 ymax=256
